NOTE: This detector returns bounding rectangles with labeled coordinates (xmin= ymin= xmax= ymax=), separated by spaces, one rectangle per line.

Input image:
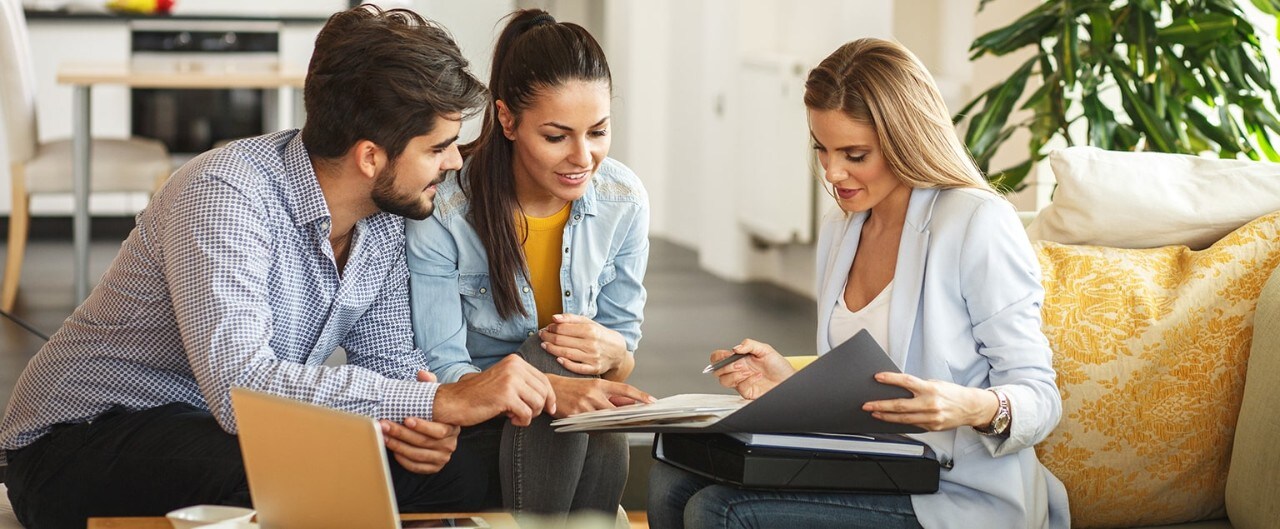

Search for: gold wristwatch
xmin=975 ymin=389 xmax=1011 ymax=436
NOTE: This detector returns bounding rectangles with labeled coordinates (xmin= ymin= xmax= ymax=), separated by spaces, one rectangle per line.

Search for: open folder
xmin=552 ymin=330 xmax=924 ymax=434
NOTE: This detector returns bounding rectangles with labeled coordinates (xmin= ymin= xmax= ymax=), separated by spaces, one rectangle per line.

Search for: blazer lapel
xmin=817 ymin=211 xmax=866 ymax=353
xmin=887 ymin=188 xmax=939 ymax=366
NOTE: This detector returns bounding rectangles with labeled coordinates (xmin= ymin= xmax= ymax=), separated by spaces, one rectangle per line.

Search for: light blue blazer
xmin=815 ymin=187 xmax=1069 ymax=529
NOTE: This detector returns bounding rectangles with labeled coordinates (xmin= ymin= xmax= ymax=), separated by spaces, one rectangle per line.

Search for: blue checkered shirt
xmin=0 ymin=130 xmax=437 ymax=460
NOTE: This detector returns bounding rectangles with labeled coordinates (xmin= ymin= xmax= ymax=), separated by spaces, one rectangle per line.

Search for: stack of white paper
xmin=552 ymin=394 xmax=748 ymax=432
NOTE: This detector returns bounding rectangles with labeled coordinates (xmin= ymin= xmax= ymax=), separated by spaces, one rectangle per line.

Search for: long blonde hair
xmin=804 ymin=38 xmax=993 ymax=192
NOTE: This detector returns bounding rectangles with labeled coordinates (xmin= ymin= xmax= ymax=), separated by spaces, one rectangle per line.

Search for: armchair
xmin=0 ymin=0 xmax=170 ymax=310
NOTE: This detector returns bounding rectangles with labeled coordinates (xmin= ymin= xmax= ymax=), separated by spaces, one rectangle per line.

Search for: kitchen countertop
xmin=24 ymin=8 xmax=330 ymax=23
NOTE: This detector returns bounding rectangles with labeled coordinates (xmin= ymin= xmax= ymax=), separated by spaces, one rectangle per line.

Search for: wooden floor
xmin=0 ymin=229 xmax=817 ymax=519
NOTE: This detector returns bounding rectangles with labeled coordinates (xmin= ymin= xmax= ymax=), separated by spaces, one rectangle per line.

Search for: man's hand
xmin=379 ymin=417 xmax=459 ymax=474
xmin=432 ymin=355 xmax=556 ymax=427
xmin=540 ymin=314 xmax=628 ymax=377
xmin=547 ymin=374 xmax=656 ymax=418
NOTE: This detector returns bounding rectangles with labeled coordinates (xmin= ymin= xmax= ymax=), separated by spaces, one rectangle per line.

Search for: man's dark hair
xmin=302 ymin=4 xmax=487 ymax=162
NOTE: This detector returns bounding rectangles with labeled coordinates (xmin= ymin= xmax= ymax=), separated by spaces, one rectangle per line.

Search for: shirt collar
xmin=281 ymin=132 xmax=332 ymax=229
xmin=576 ymin=175 xmax=599 ymax=217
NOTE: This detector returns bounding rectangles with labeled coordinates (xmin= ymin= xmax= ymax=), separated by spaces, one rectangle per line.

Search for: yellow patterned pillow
xmin=1034 ymin=211 xmax=1280 ymax=529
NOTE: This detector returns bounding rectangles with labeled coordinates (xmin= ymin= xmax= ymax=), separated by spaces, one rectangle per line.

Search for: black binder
xmin=553 ymin=331 xmax=925 ymax=435
xmin=654 ymin=432 xmax=940 ymax=494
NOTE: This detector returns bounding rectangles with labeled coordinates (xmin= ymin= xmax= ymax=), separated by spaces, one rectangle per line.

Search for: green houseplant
xmin=958 ymin=0 xmax=1280 ymax=191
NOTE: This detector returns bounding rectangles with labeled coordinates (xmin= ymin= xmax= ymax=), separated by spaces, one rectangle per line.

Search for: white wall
xmin=412 ymin=0 xmax=516 ymax=142
xmin=604 ymin=0 xmax=897 ymax=296
xmin=597 ymin=0 xmax=1047 ymax=298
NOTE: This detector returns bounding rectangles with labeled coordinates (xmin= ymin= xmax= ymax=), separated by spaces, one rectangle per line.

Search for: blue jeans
xmin=648 ymin=461 xmax=924 ymax=529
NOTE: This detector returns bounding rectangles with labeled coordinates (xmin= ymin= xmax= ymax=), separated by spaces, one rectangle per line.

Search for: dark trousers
xmin=4 ymin=402 xmax=501 ymax=529
xmin=499 ymin=337 xmax=628 ymax=519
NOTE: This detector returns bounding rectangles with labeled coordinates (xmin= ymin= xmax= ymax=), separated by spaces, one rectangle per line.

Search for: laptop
xmin=230 ymin=388 xmax=487 ymax=529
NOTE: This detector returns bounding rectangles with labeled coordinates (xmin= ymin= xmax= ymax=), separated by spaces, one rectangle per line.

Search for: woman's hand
xmin=546 ymin=374 xmax=656 ymax=418
xmin=540 ymin=314 xmax=628 ymax=377
xmin=713 ymin=339 xmax=796 ymax=400
xmin=862 ymin=372 xmax=1001 ymax=432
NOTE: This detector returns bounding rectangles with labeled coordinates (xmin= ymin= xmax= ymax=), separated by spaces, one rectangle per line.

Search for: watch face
xmin=993 ymin=392 xmax=1012 ymax=433
xmin=993 ymin=412 xmax=1011 ymax=434
xmin=980 ymin=390 xmax=1011 ymax=435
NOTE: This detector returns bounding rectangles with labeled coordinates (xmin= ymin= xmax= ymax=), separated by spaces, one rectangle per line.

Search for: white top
xmin=828 ymin=280 xmax=895 ymax=366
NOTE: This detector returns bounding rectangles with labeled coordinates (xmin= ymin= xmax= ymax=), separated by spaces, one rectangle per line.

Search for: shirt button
xmin=563 ymin=290 xmax=571 ymax=297
xmin=527 ymin=330 xmax=536 ymax=337
xmin=573 ymin=214 xmax=582 ymax=221
xmin=563 ymin=247 xmax=569 ymax=254
xmin=522 ymin=286 xmax=530 ymax=293
xmin=479 ymin=287 xmax=487 ymax=294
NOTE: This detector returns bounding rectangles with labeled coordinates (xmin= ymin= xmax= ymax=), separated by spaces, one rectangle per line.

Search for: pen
xmin=702 ymin=353 xmax=750 ymax=374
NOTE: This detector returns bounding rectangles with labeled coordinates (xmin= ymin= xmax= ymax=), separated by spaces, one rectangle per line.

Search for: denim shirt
xmin=405 ymin=157 xmax=650 ymax=383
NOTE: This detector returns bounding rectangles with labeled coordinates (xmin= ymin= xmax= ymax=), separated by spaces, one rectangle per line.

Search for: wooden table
xmin=56 ymin=62 xmax=307 ymax=302
xmin=87 ymin=511 xmax=519 ymax=528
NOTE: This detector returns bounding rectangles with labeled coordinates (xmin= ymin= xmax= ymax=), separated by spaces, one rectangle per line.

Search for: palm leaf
xmin=964 ymin=58 xmax=1036 ymax=161
xmin=1106 ymin=55 xmax=1178 ymax=152
xmin=1157 ymin=14 xmax=1237 ymax=46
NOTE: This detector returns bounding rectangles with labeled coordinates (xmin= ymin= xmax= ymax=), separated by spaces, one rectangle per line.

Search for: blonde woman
xmin=648 ymin=39 xmax=1069 ymax=529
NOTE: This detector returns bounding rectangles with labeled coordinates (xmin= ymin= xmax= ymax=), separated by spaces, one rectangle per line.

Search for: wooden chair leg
xmin=3 ymin=163 xmax=29 ymax=312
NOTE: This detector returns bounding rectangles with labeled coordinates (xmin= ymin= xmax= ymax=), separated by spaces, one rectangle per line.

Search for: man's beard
xmin=371 ymin=165 xmax=437 ymax=221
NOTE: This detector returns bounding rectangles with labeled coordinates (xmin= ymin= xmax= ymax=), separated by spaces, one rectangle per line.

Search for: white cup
xmin=194 ymin=521 xmax=259 ymax=529
xmin=165 ymin=505 xmax=255 ymax=529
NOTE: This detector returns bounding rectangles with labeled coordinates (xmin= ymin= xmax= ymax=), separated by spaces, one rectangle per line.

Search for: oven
xmin=129 ymin=20 xmax=282 ymax=155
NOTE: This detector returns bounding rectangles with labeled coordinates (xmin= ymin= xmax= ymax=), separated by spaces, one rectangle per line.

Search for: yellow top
xmin=520 ymin=203 xmax=572 ymax=328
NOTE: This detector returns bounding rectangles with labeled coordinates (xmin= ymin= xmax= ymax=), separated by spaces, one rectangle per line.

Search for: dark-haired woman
xmin=406 ymin=9 xmax=651 ymax=519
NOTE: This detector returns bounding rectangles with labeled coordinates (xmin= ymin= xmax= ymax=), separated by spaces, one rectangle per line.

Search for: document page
xmin=552 ymin=394 xmax=748 ymax=432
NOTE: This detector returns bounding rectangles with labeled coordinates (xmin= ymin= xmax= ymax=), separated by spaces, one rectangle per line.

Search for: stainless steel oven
xmin=129 ymin=20 xmax=281 ymax=154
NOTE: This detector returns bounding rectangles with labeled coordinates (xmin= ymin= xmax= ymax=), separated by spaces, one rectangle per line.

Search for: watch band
xmin=975 ymin=389 xmax=1011 ymax=436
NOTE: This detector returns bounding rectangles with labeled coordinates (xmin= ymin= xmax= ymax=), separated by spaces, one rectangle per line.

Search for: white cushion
xmin=1026 ymin=146 xmax=1280 ymax=250
xmin=0 ymin=484 xmax=22 ymax=529
xmin=24 ymin=137 xmax=170 ymax=194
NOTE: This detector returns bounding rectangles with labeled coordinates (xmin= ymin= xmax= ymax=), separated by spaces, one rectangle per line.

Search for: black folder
xmin=553 ymin=330 xmax=925 ymax=435
xmin=654 ymin=432 xmax=940 ymax=494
